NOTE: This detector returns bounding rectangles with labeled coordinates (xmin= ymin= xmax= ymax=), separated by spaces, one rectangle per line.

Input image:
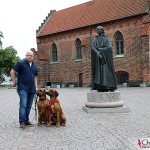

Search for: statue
xmin=90 ymin=26 xmax=117 ymax=92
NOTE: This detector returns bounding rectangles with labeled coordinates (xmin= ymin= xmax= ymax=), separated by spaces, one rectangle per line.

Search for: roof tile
xmin=37 ymin=0 xmax=148 ymax=37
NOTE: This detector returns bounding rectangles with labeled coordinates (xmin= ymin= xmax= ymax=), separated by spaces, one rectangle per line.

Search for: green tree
xmin=0 ymin=46 xmax=20 ymax=77
xmin=0 ymin=31 xmax=4 ymax=47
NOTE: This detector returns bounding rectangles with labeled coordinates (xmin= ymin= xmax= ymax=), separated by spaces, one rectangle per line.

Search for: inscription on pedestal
xmin=87 ymin=91 xmax=121 ymax=103
xmin=85 ymin=91 xmax=123 ymax=108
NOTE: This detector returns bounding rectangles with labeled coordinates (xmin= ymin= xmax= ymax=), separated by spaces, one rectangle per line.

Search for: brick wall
xmin=35 ymin=15 xmax=150 ymax=87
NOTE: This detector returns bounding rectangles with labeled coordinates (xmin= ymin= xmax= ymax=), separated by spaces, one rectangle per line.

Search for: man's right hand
xmin=12 ymin=81 xmax=17 ymax=87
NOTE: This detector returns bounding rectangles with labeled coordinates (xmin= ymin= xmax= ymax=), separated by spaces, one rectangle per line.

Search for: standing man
xmin=90 ymin=26 xmax=117 ymax=92
xmin=10 ymin=51 xmax=38 ymax=128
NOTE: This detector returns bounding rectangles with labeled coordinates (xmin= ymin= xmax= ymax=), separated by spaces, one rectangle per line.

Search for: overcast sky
xmin=0 ymin=0 xmax=90 ymax=59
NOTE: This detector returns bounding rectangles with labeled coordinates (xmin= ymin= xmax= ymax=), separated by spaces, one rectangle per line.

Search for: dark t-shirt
xmin=13 ymin=59 xmax=38 ymax=93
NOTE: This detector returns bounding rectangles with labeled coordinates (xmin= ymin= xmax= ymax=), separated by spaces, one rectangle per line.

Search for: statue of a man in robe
xmin=90 ymin=26 xmax=117 ymax=92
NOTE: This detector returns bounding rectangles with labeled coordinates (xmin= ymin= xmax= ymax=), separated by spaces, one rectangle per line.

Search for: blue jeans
xmin=18 ymin=90 xmax=35 ymax=123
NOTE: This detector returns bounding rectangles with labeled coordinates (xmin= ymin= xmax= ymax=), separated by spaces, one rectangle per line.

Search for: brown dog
xmin=37 ymin=88 xmax=51 ymax=127
xmin=46 ymin=89 xmax=66 ymax=128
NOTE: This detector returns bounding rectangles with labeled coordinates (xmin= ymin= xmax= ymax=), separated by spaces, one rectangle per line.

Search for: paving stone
xmin=0 ymin=87 xmax=150 ymax=150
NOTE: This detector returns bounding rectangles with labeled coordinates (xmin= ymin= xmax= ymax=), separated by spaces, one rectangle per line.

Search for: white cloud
xmin=0 ymin=0 xmax=90 ymax=58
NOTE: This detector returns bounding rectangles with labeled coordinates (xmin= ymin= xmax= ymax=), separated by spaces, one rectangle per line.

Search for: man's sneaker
xmin=25 ymin=121 xmax=34 ymax=126
xmin=20 ymin=122 xmax=25 ymax=129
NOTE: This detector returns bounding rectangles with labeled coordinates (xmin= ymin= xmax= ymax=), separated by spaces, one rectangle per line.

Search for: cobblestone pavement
xmin=0 ymin=87 xmax=150 ymax=150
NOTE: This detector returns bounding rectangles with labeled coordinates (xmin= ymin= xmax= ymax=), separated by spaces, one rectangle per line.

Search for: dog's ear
xmin=36 ymin=89 xmax=40 ymax=96
xmin=55 ymin=90 xmax=59 ymax=97
xmin=36 ymin=89 xmax=41 ymax=93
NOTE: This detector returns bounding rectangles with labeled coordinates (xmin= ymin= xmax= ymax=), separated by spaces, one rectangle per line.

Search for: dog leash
xmin=32 ymin=93 xmax=38 ymax=121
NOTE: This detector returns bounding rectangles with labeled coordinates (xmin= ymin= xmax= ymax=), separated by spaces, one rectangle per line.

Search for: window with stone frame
xmin=75 ymin=38 xmax=82 ymax=59
xmin=52 ymin=43 xmax=57 ymax=62
xmin=115 ymin=31 xmax=124 ymax=55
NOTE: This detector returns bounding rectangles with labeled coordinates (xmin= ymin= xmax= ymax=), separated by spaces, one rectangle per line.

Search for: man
xmin=90 ymin=26 xmax=117 ymax=92
xmin=10 ymin=51 xmax=38 ymax=128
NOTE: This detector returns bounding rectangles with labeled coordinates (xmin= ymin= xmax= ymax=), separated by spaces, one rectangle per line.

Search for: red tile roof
xmin=37 ymin=0 xmax=148 ymax=37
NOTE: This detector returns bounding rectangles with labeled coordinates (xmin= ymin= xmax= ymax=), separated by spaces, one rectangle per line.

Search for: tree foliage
xmin=0 ymin=31 xmax=21 ymax=81
xmin=0 ymin=46 xmax=20 ymax=78
xmin=0 ymin=31 xmax=4 ymax=48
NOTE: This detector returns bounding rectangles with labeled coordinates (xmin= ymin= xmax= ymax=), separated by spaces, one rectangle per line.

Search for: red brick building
xmin=34 ymin=0 xmax=150 ymax=87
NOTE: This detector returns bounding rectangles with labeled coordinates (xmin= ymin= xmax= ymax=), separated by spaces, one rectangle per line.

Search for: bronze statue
xmin=90 ymin=26 xmax=117 ymax=92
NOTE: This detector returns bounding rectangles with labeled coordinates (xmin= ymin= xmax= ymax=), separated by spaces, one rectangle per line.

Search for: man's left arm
xmin=35 ymin=76 xmax=38 ymax=91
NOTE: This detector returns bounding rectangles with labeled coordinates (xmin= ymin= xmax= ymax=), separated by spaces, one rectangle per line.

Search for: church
xmin=33 ymin=0 xmax=150 ymax=87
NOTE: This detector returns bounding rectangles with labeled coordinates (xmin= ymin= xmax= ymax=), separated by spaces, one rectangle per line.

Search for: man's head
xmin=96 ymin=26 xmax=104 ymax=35
xmin=25 ymin=51 xmax=34 ymax=62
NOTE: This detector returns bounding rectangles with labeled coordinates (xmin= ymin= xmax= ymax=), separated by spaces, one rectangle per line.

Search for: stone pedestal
xmin=83 ymin=91 xmax=130 ymax=113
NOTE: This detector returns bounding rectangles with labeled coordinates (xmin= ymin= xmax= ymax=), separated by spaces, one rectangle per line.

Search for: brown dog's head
xmin=36 ymin=88 xmax=46 ymax=100
xmin=46 ymin=89 xmax=59 ymax=98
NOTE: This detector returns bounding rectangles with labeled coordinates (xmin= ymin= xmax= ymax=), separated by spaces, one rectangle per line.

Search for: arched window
xmin=75 ymin=38 xmax=82 ymax=59
xmin=51 ymin=43 xmax=57 ymax=62
xmin=115 ymin=31 xmax=124 ymax=55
